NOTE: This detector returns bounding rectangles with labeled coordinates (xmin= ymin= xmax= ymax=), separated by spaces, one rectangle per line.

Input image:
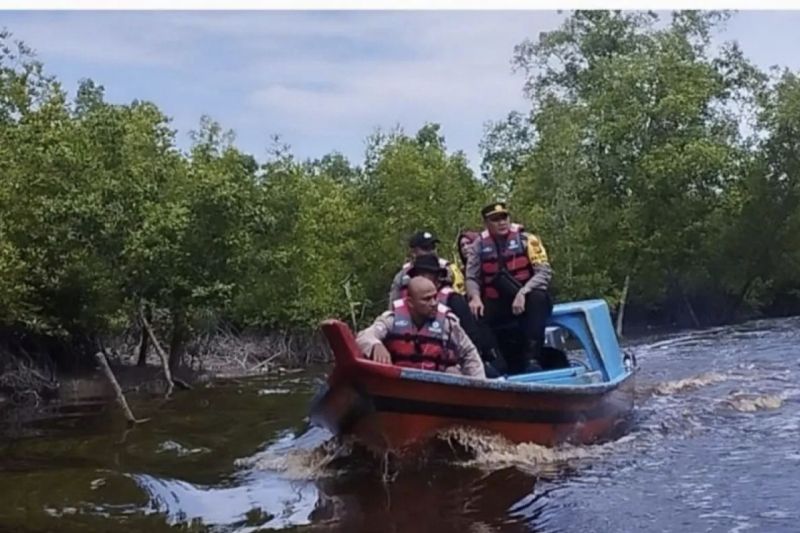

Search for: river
xmin=1 ymin=316 xmax=799 ymax=532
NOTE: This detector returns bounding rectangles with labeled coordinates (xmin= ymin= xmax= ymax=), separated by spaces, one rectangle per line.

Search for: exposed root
xmin=93 ymin=351 xmax=149 ymax=426
xmin=0 ymin=353 xmax=58 ymax=408
xmin=186 ymin=328 xmax=331 ymax=377
xmin=106 ymin=318 xmax=330 ymax=378
xmin=139 ymin=306 xmax=179 ymax=397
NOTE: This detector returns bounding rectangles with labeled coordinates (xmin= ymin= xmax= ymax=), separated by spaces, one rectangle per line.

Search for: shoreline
xmin=3 ymin=310 xmax=798 ymax=426
xmin=0 ymin=328 xmax=332 ymax=423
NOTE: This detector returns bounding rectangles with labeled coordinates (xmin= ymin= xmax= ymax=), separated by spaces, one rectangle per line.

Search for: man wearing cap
xmin=356 ymin=276 xmax=486 ymax=378
xmin=388 ymin=230 xmax=465 ymax=306
xmin=404 ymin=254 xmax=457 ymax=305
xmin=465 ymin=202 xmax=553 ymax=373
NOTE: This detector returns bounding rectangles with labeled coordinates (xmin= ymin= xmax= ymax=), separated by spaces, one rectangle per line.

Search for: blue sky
xmin=3 ymin=10 xmax=800 ymax=170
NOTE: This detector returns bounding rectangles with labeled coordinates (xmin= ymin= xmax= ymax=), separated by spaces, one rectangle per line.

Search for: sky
xmin=3 ymin=10 xmax=800 ymax=170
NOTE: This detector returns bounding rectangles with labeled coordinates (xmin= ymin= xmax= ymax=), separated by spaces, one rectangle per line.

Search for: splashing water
xmin=433 ymin=426 xmax=634 ymax=474
xmin=725 ymin=393 xmax=785 ymax=412
xmin=234 ymin=427 xmax=355 ymax=480
xmin=650 ymin=371 xmax=737 ymax=395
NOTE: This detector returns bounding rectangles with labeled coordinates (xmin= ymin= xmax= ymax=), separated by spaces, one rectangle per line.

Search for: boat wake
xmin=724 ymin=392 xmax=786 ymax=412
xmin=236 ymin=440 xmax=347 ymax=480
xmin=241 ymin=423 xmax=641 ymax=482
xmin=241 ymin=363 xmax=797 ymax=484
xmin=649 ymin=371 xmax=735 ymax=395
xmin=235 ymin=427 xmax=356 ymax=480
xmin=432 ymin=426 xmax=637 ymax=476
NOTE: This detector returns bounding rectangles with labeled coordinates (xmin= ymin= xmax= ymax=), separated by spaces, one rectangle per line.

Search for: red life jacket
xmin=436 ymin=286 xmax=454 ymax=304
xmin=478 ymin=227 xmax=533 ymax=299
xmin=383 ymin=299 xmax=458 ymax=371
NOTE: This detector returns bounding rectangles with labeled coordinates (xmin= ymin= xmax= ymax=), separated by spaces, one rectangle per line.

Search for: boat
xmin=309 ymin=299 xmax=636 ymax=453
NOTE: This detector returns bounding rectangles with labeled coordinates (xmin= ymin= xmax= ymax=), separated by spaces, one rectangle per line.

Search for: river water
xmin=1 ymin=317 xmax=799 ymax=532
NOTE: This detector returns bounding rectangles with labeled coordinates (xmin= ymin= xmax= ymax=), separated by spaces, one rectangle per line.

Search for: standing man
xmin=388 ymin=230 xmax=465 ymax=305
xmin=465 ymin=202 xmax=553 ymax=373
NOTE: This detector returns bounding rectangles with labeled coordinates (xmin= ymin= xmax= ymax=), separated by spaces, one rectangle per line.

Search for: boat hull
xmin=310 ymin=320 xmax=635 ymax=453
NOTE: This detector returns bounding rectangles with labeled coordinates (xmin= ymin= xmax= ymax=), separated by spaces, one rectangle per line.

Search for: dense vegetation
xmin=1 ymin=11 xmax=799 ymax=373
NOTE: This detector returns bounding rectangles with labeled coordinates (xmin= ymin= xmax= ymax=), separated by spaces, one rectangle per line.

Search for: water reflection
xmin=313 ymin=466 xmax=539 ymax=532
xmin=132 ymin=461 xmax=543 ymax=532
xmin=134 ymin=471 xmax=320 ymax=531
xmin=129 ymin=423 xmax=556 ymax=531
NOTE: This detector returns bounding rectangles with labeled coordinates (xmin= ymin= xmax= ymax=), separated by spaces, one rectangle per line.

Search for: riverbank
xmin=1 ymin=306 xmax=797 ymax=427
xmin=0 ymin=328 xmax=332 ymax=426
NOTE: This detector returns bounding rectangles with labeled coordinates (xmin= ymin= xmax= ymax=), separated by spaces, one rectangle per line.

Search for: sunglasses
xmin=486 ymin=214 xmax=509 ymax=222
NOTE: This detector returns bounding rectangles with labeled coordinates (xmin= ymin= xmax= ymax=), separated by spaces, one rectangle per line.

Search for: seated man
xmin=356 ymin=277 xmax=486 ymax=378
xmin=465 ymin=202 xmax=553 ymax=374
xmin=388 ymin=230 xmax=465 ymax=306
xmin=456 ymin=225 xmax=525 ymax=279
xmin=406 ymin=254 xmax=507 ymax=377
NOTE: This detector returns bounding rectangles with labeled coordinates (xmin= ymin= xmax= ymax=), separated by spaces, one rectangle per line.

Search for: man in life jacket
xmin=465 ymin=202 xmax=553 ymax=373
xmin=406 ymin=253 xmax=507 ymax=377
xmin=456 ymin=225 xmax=524 ymax=278
xmin=356 ymin=276 xmax=486 ymax=378
xmin=388 ymin=230 xmax=465 ymax=306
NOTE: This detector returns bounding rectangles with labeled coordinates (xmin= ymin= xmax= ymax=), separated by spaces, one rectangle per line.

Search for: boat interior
xmin=485 ymin=299 xmax=630 ymax=386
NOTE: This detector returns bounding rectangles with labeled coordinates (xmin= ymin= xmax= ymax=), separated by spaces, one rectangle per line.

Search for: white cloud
xmin=238 ymin=11 xmax=565 ymax=157
xmin=0 ymin=11 xmax=561 ymax=167
xmin=5 ymin=13 xmax=199 ymax=67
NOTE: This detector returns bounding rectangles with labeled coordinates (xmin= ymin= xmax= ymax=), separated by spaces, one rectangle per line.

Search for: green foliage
xmin=498 ymin=10 xmax=788 ymax=322
xmin=234 ymin=124 xmax=487 ymax=326
xmin=2 ymin=9 xmax=800 ymax=365
xmin=352 ymin=124 xmax=487 ymax=309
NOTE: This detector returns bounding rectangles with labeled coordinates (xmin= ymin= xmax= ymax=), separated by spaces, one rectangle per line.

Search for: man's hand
xmin=469 ymin=296 xmax=484 ymax=318
xmin=369 ymin=343 xmax=392 ymax=365
xmin=512 ymin=290 xmax=526 ymax=315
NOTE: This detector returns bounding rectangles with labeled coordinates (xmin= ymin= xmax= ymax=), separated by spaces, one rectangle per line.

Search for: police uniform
xmin=465 ymin=207 xmax=552 ymax=299
xmin=355 ymin=307 xmax=486 ymax=379
xmin=464 ymin=202 xmax=554 ymax=373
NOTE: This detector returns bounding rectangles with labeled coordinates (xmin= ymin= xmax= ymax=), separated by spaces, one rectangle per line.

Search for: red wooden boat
xmin=309 ymin=299 xmax=636 ymax=452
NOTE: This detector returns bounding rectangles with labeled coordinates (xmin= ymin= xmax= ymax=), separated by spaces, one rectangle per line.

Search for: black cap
xmin=481 ymin=202 xmax=509 ymax=219
xmin=408 ymin=254 xmax=446 ymax=277
xmin=408 ymin=230 xmax=440 ymax=249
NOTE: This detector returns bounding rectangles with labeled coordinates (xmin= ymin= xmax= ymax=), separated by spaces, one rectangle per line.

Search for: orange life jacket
xmin=383 ymin=299 xmax=458 ymax=371
xmin=478 ymin=227 xmax=532 ymax=299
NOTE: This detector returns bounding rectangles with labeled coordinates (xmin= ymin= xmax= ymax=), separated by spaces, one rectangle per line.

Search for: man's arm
xmin=387 ymin=269 xmax=405 ymax=308
xmin=519 ymin=232 xmax=552 ymax=294
xmin=355 ymin=312 xmax=393 ymax=357
xmin=465 ymin=238 xmax=483 ymax=299
xmin=447 ymin=314 xmax=486 ymax=379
